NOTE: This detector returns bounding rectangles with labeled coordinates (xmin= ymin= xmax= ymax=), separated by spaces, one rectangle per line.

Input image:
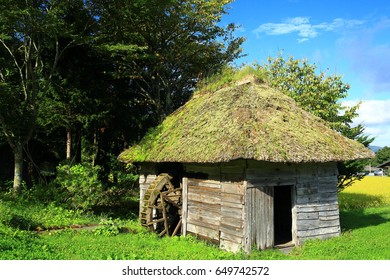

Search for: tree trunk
xmin=13 ymin=140 xmax=24 ymax=194
xmin=75 ymin=125 xmax=81 ymax=163
xmin=66 ymin=128 xmax=72 ymax=160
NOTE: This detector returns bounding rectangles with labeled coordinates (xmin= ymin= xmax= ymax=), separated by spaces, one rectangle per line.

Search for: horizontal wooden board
xmin=297 ymin=219 xmax=320 ymax=229
xmin=296 ymin=196 xmax=319 ymax=205
xmin=188 ymin=205 xmax=220 ymax=218
xmin=221 ymin=183 xmax=245 ymax=195
xmin=320 ymin=193 xmax=338 ymax=203
xmin=319 ymin=219 xmax=340 ymax=227
xmin=186 ymin=223 xmax=220 ymax=241
xmin=220 ymin=216 xmax=243 ymax=228
xmin=220 ymin=224 xmax=244 ymax=237
xmin=187 ymin=213 xmax=220 ymax=226
xmin=318 ymin=176 xmax=338 ymax=184
xmin=188 ymin=179 xmax=221 ymax=189
xmin=220 ymin=230 xmax=243 ymax=244
xmin=187 ymin=217 xmax=220 ymax=231
xmin=297 ymin=226 xmax=340 ymax=238
xmin=221 ymin=192 xmax=244 ymax=204
xmin=297 ymin=203 xmax=339 ymax=213
xmin=297 ymin=218 xmax=340 ymax=231
xmin=221 ymin=206 xmax=243 ymax=219
xmin=187 ymin=192 xmax=221 ymax=204
xmin=246 ymin=176 xmax=296 ymax=187
xmin=221 ymin=200 xmax=244 ymax=209
xmin=188 ymin=185 xmax=221 ymax=195
xmin=297 ymin=212 xmax=319 ymax=220
xmin=296 ymin=188 xmax=318 ymax=196
xmin=319 ymin=210 xmax=339 ymax=217
xmin=188 ymin=202 xmax=220 ymax=215
xmin=317 ymin=187 xmax=337 ymax=194
xmin=307 ymin=232 xmax=340 ymax=241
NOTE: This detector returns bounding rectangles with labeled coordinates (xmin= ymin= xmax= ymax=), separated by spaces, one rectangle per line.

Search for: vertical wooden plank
xmin=291 ymin=185 xmax=298 ymax=246
xmin=267 ymin=186 xmax=274 ymax=248
xmin=243 ymin=181 xmax=251 ymax=253
xmin=244 ymin=183 xmax=252 ymax=253
xmin=256 ymin=186 xmax=274 ymax=250
xmin=182 ymin=177 xmax=188 ymax=236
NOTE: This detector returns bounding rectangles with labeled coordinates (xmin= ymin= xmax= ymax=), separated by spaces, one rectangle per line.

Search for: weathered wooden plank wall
xmin=244 ymin=160 xmax=340 ymax=250
xmin=183 ymin=162 xmax=246 ymax=252
xmin=186 ymin=177 xmax=221 ymax=242
xmin=138 ymin=160 xmax=341 ymax=253
xmin=219 ymin=181 xmax=245 ymax=252
xmin=219 ymin=161 xmax=246 ymax=252
xmin=294 ymin=162 xmax=340 ymax=244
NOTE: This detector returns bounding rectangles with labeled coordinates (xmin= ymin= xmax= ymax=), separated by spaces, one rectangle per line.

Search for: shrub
xmin=53 ymin=163 xmax=103 ymax=211
xmin=93 ymin=218 xmax=121 ymax=236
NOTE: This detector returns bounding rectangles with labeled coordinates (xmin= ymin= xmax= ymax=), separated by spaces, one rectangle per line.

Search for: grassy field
xmin=1 ymin=176 xmax=390 ymax=260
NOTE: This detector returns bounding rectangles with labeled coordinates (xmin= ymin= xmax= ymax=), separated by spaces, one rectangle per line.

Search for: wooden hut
xmin=118 ymin=76 xmax=373 ymax=253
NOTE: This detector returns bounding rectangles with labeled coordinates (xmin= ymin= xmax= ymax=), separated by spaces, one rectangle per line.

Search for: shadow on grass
xmin=92 ymin=198 xmax=139 ymax=220
xmin=340 ymin=210 xmax=388 ymax=231
xmin=7 ymin=214 xmax=40 ymax=230
xmin=339 ymin=192 xmax=390 ymax=231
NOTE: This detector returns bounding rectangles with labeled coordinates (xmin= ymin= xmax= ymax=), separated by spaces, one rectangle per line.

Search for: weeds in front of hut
xmin=1 ymin=176 xmax=390 ymax=260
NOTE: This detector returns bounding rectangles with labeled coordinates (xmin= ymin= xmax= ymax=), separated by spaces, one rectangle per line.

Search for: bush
xmin=53 ymin=163 xmax=103 ymax=211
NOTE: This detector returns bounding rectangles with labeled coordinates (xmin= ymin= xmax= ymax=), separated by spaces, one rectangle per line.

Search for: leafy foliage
xmin=261 ymin=55 xmax=374 ymax=190
xmin=93 ymin=218 xmax=122 ymax=236
xmin=0 ymin=0 xmax=96 ymax=192
xmin=92 ymin=0 xmax=244 ymax=123
xmin=371 ymin=146 xmax=390 ymax=167
xmin=53 ymin=163 xmax=103 ymax=211
xmin=0 ymin=0 xmax=244 ymax=194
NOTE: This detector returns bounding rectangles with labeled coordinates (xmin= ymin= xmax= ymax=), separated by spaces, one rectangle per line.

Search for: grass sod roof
xmin=119 ymin=77 xmax=374 ymax=164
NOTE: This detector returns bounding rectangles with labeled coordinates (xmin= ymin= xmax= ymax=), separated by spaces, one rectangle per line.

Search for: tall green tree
xmin=372 ymin=146 xmax=390 ymax=167
xmin=262 ymin=55 xmax=374 ymax=190
xmin=82 ymin=0 xmax=244 ymax=179
xmin=92 ymin=0 xmax=244 ymax=124
xmin=0 ymin=0 xmax=93 ymax=193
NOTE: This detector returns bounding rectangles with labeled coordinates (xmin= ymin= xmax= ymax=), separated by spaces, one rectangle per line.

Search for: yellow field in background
xmin=339 ymin=176 xmax=390 ymax=210
xmin=343 ymin=176 xmax=390 ymax=196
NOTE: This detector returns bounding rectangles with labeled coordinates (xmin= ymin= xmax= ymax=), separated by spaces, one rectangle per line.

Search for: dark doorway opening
xmin=274 ymin=185 xmax=292 ymax=246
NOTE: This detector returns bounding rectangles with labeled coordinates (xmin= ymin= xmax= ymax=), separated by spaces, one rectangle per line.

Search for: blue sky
xmin=221 ymin=0 xmax=390 ymax=147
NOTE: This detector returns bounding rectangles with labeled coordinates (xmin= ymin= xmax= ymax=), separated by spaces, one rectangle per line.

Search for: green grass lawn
xmin=1 ymin=177 xmax=390 ymax=260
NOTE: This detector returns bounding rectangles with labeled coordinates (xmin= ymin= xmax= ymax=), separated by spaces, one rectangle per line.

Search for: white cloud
xmin=343 ymin=99 xmax=390 ymax=146
xmin=253 ymin=17 xmax=365 ymax=43
xmin=344 ymin=100 xmax=390 ymax=126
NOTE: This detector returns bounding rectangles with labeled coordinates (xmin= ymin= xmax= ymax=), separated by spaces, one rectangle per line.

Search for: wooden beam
xmin=182 ymin=177 xmax=188 ymax=236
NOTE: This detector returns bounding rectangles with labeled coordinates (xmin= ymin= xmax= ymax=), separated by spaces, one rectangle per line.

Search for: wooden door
xmin=246 ymin=186 xmax=274 ymax=250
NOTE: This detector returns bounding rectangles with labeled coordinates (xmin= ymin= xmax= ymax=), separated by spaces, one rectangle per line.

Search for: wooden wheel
xmin=140 ymin=173 xmax=182 ymax=237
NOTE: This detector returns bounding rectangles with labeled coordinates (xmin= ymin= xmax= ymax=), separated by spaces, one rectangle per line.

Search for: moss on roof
xmin=118 ymin=77 xmax=374 ymax=163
